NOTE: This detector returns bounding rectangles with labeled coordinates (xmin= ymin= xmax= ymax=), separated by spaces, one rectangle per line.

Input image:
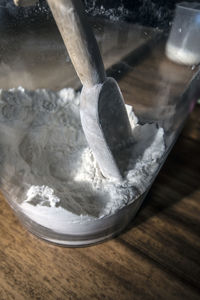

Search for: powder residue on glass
xmin=0 ymin=87 xmax=165 ymax=233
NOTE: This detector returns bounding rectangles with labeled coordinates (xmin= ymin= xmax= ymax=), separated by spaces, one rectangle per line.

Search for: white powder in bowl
xmin=0 ymin=87 xmax=165 ymax=233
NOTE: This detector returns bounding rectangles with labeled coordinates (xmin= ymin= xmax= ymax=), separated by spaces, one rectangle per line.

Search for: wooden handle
xmin=47 ymin=0 xmax=106 ymax=88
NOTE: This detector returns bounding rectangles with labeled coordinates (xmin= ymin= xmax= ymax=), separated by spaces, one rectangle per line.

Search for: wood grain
xmin=0 ymin=105 xmax=200 ymax=300
xmin=0 ymin=19 xmax=200 ymax=300
xmin=0 ymin=19 xmax=157 ymax=91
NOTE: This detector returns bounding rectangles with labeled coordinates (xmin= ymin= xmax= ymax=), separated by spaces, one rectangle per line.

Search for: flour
xmin=0 ymin=87 xmax=165 ymax=233
xmin=166 ymin=43 xmax=200 ymax=65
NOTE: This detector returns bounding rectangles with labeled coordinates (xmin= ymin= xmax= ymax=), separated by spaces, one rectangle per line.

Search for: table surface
xmin=0 ymin=103 xmax=200 ymax=300
xmin=0 ymin=21 xmax=200 ymax=300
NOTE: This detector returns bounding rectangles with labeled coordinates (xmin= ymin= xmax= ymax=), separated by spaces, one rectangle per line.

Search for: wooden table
xmin=0 ymin=20 xmax=200 ymax=299
xmin=0 ymin=102 xmax=199 ymax=300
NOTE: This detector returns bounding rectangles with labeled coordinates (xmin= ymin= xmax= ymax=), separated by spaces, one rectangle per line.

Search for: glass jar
xmin=0 ymin=0 xmax=199 ymax=246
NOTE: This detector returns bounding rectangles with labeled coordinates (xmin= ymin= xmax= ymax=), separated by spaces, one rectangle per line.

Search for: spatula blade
xmin=80 ymin=77 xmax=132 ymax=180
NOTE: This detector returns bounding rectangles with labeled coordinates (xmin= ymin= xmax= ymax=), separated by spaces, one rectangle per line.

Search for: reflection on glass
xmin=166 ymin=2 xmax=200 ymax=65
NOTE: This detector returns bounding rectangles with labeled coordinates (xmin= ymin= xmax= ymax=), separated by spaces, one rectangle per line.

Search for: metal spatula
xmin=47 ymin=0 xmax=133 ymax=180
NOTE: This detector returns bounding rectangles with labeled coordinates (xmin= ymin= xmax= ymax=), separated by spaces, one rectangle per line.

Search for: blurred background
xmin=0 ymin=0 xmax=198 ymax=28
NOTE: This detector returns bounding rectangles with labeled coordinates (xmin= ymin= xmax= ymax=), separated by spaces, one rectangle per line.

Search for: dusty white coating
xmin=0 ymin=87 xmax=165 ymax=233
xmin=166 ymin=43 xmax=200 ymax=65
